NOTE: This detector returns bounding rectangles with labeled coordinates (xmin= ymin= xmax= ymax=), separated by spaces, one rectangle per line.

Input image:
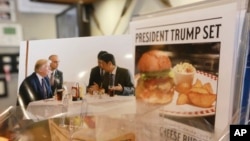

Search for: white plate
xmin=159 ymin=70 xmax=217 ymax=117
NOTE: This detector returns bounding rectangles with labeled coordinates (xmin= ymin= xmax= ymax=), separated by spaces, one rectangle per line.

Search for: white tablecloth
xmin=25 ymin=94 xmax=136 ymax=120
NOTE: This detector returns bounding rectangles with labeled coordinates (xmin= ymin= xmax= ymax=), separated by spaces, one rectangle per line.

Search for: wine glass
xmin=80 ymin=98 xmax=88 ymax=120
xmin=59 ymin=93 xmax=70 ymax=127
xmin=69 ymin=98 xmax=88 ymax=140
xmin=98 ymin=88 xmax=105 ymax=99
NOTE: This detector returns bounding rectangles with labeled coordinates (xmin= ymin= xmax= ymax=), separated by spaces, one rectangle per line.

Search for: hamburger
xmin=136 ymin=50 xmax=175 ymax=104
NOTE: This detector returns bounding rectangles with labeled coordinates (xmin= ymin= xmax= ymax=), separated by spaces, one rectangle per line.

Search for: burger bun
xmin=138 ymin=50 xmax=172 ymax=72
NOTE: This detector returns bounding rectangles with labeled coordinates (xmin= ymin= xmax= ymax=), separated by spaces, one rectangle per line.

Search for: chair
xmin=0 ymin=106 xmax=20 ymax=139
xmin=17 ymin=80 xmax=39 ymax=109
xmin=0 ymin=106 xmax=13 ymax=127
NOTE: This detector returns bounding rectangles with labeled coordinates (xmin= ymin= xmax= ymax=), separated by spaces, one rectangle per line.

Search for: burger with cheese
xmin=136 ymin=50 xmax=175 ymax=104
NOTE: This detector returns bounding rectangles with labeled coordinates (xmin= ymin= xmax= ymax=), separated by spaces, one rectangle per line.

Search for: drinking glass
xmin=108 ymin=85 xmax=114 ymax=97
xmin=98 ymin=88 xmax=105 ymax=99
xmin=59 ymin=93 xmax=70 ymax=127
xmin=69 ymin=98 xmax=88 ymax=140
xmin=108 ymin=74 xmax=115 ymax=97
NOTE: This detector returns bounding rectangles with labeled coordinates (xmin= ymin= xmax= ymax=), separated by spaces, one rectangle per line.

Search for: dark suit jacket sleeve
xmin=88 ymin=67 xmax=95 ymax=88
xmin=18 ymin=73 xmax=40 ymax=107
xmin=88 ymin=66 xmax=102 ymax=88
xmin=57 ymin=70 xmax=63 ymax=89
xmin=18 ymin=73 xmax=53 ymax=108
xmin=18 ymin=79 xmax=36 ymax=107
xmin=116 ymin=67 xmax=134 ymax=96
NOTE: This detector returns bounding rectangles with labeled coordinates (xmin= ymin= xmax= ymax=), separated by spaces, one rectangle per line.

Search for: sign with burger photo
xmin=130 ymin=0 xmax=248 ymax=140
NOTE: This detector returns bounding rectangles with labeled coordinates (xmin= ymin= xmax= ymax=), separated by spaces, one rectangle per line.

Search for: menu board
xmin=130 ymin=0 xmax=248 ymax=140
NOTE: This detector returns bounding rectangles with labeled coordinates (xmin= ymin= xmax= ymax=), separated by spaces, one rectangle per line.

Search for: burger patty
xmin=142 ymin=77 xmax=174 ymax=92
xmin=136 ymin=77 xmax=175 ymax=104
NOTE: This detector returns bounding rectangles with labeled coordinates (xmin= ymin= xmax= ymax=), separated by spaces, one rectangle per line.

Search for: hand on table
xmin=87 ymin=82 xmax=100 ymax=94
xmin=109 ymin=83 xmax=123 ymax=92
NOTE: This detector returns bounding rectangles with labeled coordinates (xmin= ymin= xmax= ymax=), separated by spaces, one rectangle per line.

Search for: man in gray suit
xmin=49 ymin=54 xmax=63 ymax=95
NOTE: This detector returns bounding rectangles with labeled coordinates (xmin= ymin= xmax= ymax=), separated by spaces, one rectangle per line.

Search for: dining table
xmin=25 ymin=94 xmax=136 ymax=121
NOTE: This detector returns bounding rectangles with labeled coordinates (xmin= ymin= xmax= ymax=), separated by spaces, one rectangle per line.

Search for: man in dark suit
xmin=99 ymin=53 xmax=134 ymax=96
xmin=49 ymin=54 xmax=63 ymax=95
xmin=18 ymin=59 xmax=53 ymax=108
xmin=87 ymin=51 xmax=107 ymax=93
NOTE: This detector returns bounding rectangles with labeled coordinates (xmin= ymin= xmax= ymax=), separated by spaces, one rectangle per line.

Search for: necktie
xmin=42 ymin=78 xmax=47 ymax=99
xmin=109 ymin=74 xmax=114 ymax=87
xmin=50 ymin=72 xmax=54 ymax=86
xmin=100 ymin=69 xmax=104 ymax=88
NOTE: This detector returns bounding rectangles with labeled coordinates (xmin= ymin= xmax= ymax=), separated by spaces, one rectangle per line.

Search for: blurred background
xmin=0 ymin=0 xmax=207 ymax=112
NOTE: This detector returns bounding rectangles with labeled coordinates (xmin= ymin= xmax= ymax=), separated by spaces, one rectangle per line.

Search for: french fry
xmin=176 ymin=78 xmax=217 ymax=107
xmin=175 ymin=82 xmax=192 ymax=94
xmin=188 ymin=92 xmax=216 ymax=108
xmin=202 ymin=82 xmax=214 ymax=94
xmin=177 ymin=93 xmax=190 ymax=105
xmin=192 ymin=79 xmax=202 ymax=88
xmin=190 ymin=87 xmax=209 ymax=94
